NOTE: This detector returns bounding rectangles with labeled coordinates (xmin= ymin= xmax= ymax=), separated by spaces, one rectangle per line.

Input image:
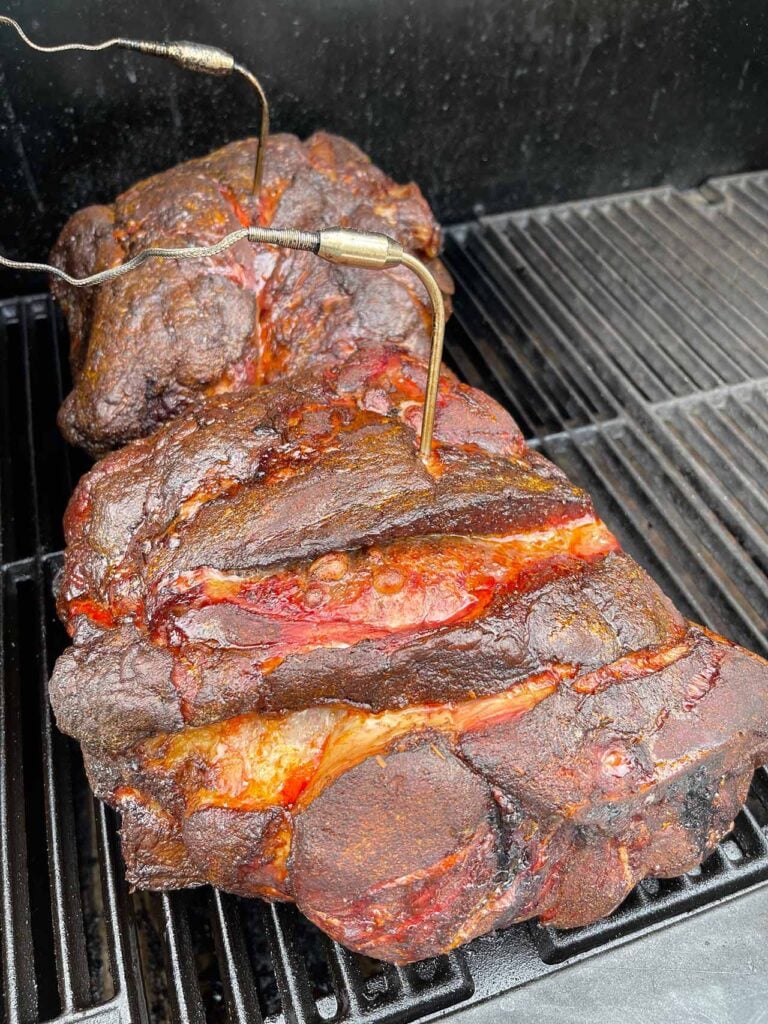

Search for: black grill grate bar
xmin=721 ymin=191 xmax=768 ymax=242
xmin=484 ymin=218 xmax=658 ymax=408
xmin=396 ymin=956 xmax=474 ymax=1020
xmin=24 ymin=296 xmax=87 ymax=557
xmin=724 ymin=182 xmax=768 ymax=234
xmin=663 ymin=192 xmax=768 ymax=295
xmin=647 ymin=378 xmax=767 ymax=413
xmin=32 ymin=563 xmax=92 ymax=1012
xmin=17 ymin=304 xmax=43 ymax=560
xmin=586 ymin=204 xmax=768 ymax=381
xmin=442 ymin=236 xmax=588 ymax=431
xmin=94 ymin=803 xmax=147 ymax=1024
xmin=161 ymin=893 xmax=207 ymax=1024
xmin=747 ymin=177 xmax=768 ymax=200
xmin=321 ymin=939 xmax=474 ymax=1024
xmin=325 ymin=937 xmax=380 ymax=1019
xmin=2 ymin=556 xmax=141 ymax=1024
xmin=693 ymin=180 xmax=768 ymax=258
xmin=463 ymin=226 xmax=621 ymax=424
xmin=733 ymin=807 xmax=768 ymax=859
xmin=1 ymin=306 xmax=36 ymax=564
xmin=656 ymin=395 xmax=768 ymax=570
xmin=443 ymin=229 xmax=624 ymax=434
xmin=514 ymin=213 xmax=707 ymax=396
xmin=393 ymin=968 xmax=415 ymax=999
xmin=0 ymin=312 xmax=9 ymax=565
xmin=441 ymin=315 xmax=518 ymax=416
xmin=324 ymin=941 xmax=375 ymax=1018
xmin=209 ymin=891 xmax=265 ymax=1024
xmin=442 ymin=254 xmax=559 ymax=434
xmin=614 ymin=202 xmax=768 ymax=337
xmin=741 ymin=386 xmax=768 ymax=433
xmin=750 ymin=768 xmax=768 ymax=818
xmin=742 ymin=376 xmax=768 ymax=411
xmin=548 ymin=210 xmax=726 ymax=389
xmin=0 ymin=295 xmax=89 ymax=568
xmin=457 ymin=226 xmax=617 ymax=424
xmin=684 ymin=406 xmax=768 ymax=547
xmin=260 ymin=903 xmax=319 ymax=1024
xmin=561 ymin=207 xmax=755 ymax=386
xmin=635 ymin=193 xmax=766 ymax=304
xmin=43 ymin=553 xmax=141 ymax=1024
xmin=542 ymin=426 xmax=768 ymax=651
xmin=45 ymin=296 xmax=72 ymax=485
xmin=740 ymin=182 xmax=768 ymax=224
xmin=602 ymin=423 xmax=768 ymax=648
xmin=697 ymin=200 xmax=768 ymax=268
xmin=38 ymin=295 xmax=78 ymax=518
xmin=540 ymin=432 xmax=713 ymax=626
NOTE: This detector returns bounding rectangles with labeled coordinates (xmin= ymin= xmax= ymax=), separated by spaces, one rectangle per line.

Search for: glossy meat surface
xmin=48 ymin=129 xmax=768 ymax=964
xmin=50 ymin=339 xmax=768 ymax=962
xmin=50 ymin=132 xmax=452 ymax=454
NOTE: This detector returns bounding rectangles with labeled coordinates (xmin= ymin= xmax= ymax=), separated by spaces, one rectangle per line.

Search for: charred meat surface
xmin=50 ymin=340 xmax=768 ymax=962
xmin=50 ymin=132 xmax=452 ymax=455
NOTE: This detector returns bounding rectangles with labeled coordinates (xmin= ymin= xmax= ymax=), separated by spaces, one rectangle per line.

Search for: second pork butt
xmin=49 ymin=344 xmax=768 ymax=963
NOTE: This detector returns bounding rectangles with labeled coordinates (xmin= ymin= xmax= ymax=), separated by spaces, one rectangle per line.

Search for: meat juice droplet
xmin=372 ymin=568 xmax=405 ymax=595
xmin=309 ymin=553 xmax=349 ymax=581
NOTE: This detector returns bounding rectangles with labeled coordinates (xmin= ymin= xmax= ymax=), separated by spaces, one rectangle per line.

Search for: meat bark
xmin=48 ymin=137 xmax=768 ymax=964
xmin=49 ymin=342 xmax=768 ymax=962
xmin=50 ymin=132 xmax=452 ymax=455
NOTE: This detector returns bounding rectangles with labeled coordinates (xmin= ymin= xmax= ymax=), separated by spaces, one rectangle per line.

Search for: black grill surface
xmin=2 ymin=170 xmax=768 ymax=1024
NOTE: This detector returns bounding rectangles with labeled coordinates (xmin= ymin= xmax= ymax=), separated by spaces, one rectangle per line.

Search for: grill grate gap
xmin=746 ymin=769 xmax=768 ymax=829
xmin=2 ymin=566 xmax=39 ymax=1023
xmin=23 ymin=299 xmax=75 ymax=554
xmin=132 ymin=892 xmax=174 ymax=1024
xmin=14 ymin=573 xmax=61 ymax=1020
xmin=72 ymin=755 xmax=117 ymax=1006
xmin=240 ymin=901 xmax=282 ymax=1019
xmin=207 ymin=890 xmax=265 ymax=1024
xmin=42 ymin=557 xmax=118 ymax=1013
xmin=1 ymin=311 xmax=36 ymax=562
xmin=289 ymin=912 xmax=337 ymax=1017
xmin=187 ymin=890 xmax=229 ymax=1023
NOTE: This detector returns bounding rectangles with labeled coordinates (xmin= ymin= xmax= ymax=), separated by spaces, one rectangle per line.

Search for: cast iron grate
xmin=2 ymin=168 xmax=768 ymax=1024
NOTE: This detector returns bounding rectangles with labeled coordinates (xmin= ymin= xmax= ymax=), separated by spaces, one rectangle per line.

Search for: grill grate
xmin=2 ymin=170 xmax=768 ymax=1024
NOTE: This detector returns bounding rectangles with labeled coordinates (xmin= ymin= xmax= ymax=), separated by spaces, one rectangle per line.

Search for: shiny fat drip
xmin=156 ymin=518 xmax=619 ymax=662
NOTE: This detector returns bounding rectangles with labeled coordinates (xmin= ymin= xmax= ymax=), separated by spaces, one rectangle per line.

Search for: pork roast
xmin=50 ymin=132 xmax=452 ymax=455
xmin=50 ymin=343 xmax=768 ymax=963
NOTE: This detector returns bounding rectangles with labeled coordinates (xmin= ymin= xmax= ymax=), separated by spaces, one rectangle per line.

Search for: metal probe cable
xmin=0 ymin=15 xmax=269 ymax=195
xmin=0 ymin=228 xmax=445 ymax=459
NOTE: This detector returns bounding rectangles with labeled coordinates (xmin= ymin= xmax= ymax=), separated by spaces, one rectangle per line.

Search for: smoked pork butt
xmin=50 ymin=344 xmax=768 ymax=962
